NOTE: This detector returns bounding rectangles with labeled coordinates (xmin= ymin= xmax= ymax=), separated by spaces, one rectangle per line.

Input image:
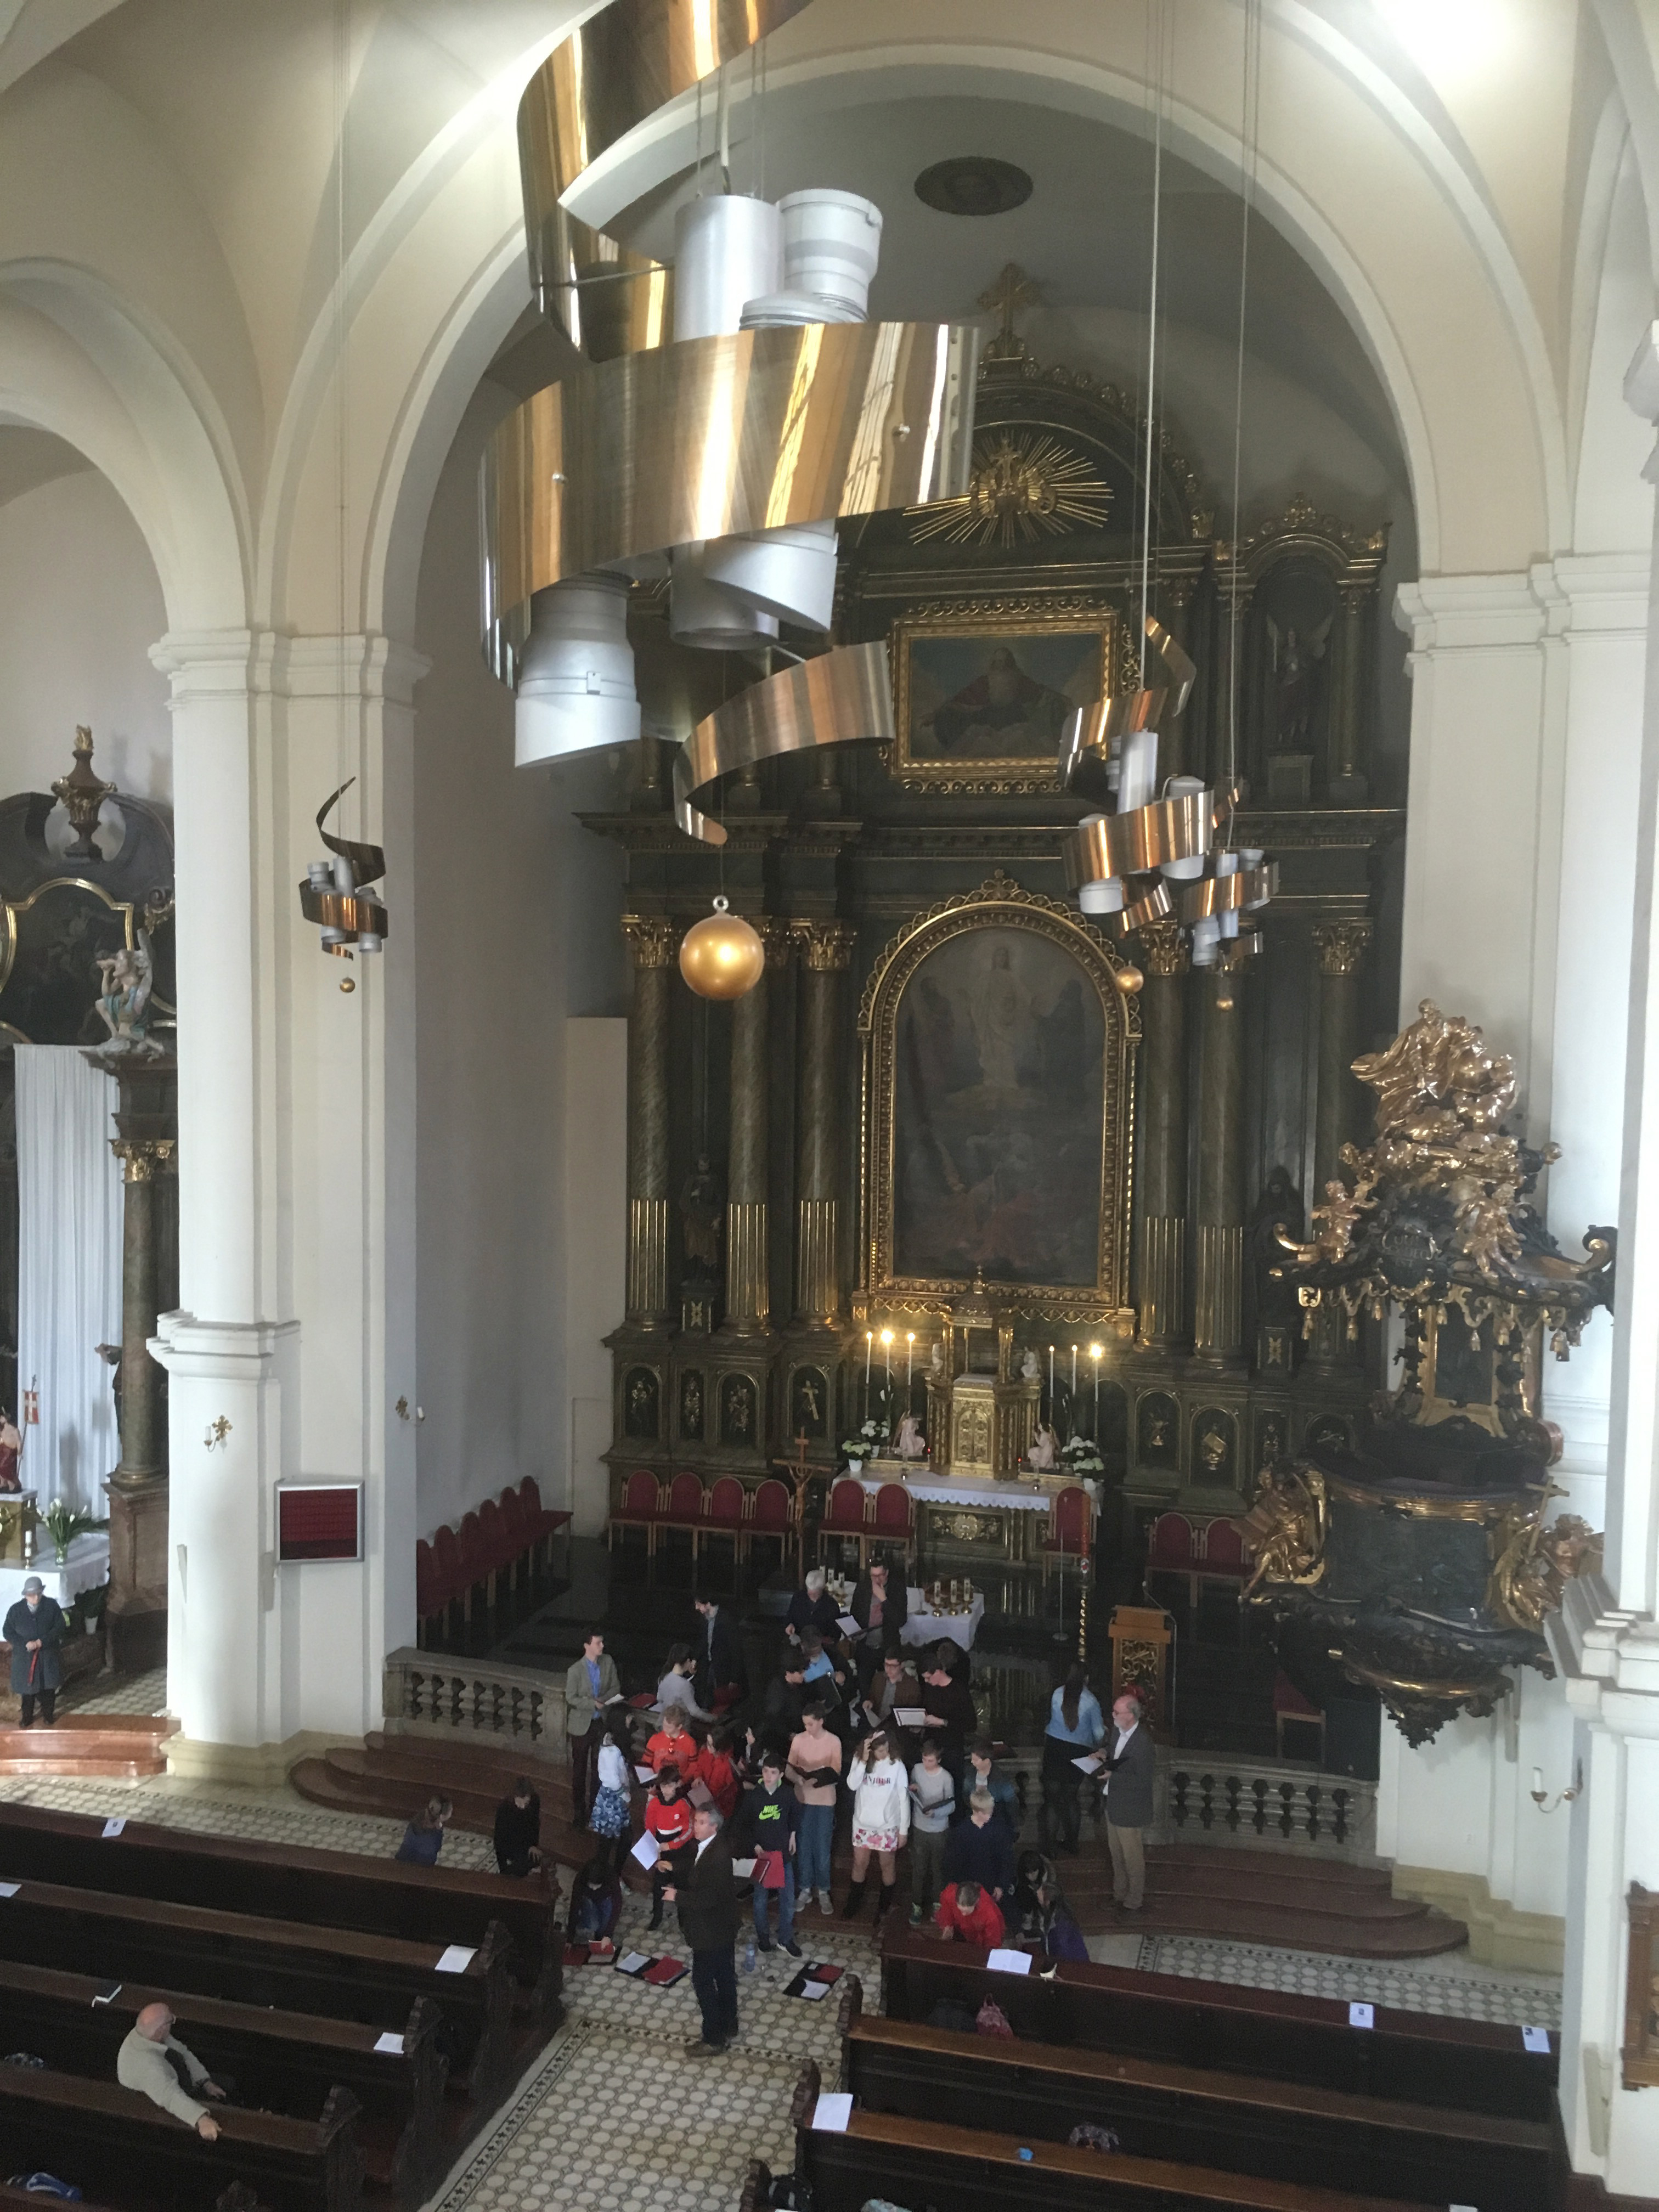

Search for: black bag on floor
xmin=924 ymin=1997 xmax=976 ymax=2033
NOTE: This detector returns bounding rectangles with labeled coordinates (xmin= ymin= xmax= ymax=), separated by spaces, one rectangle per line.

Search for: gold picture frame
xmin=1420 ymin=1306 xmax=1542 ymax=1435
xmin=887 ymin=596 xmax=1117 ymax=794
xmin=855 ymin=873 xmax=1138 ymax=1326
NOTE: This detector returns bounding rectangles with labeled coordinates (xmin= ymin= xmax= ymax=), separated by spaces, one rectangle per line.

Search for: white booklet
xmin=630 ymin=1830 xmax=661 ymax=1870
xmin=811 ymin=2091 xmax=853 ymax=2131
xmin=837 ymin=1615 xmax=861 ymax=1638
xmin=374 ymin=2032 xmax=405 ymax=2055
xmin=435 ymin=1944 xmax=477 ymax=1975
xmin=986 ymin=1948 xmax=1032 ymax=1976
xmin=1071 ymin=1753 xmax=1103 ymax=1774
xmin=634 ymin=1764 xmax=656 ymax=1784
xmin=799 ymin=1978 xmax=833 ymax=2001
xmin=894 ymin=1706 xmax=927 ymax=1728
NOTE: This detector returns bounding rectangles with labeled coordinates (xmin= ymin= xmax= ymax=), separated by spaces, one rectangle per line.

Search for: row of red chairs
xmin=415 ymin=1477 xmax=569 ymax=1639
xmin=608 ymin=1470 xmax=801 ymax=1576
xmin=1145 ymin=1510 xmax=1249 ymax=1610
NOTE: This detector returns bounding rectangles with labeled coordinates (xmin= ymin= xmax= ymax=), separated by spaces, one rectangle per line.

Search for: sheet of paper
xmin=630 ymin=1830 xmax=661 ymax=1870
xmin=1348 ymin=2001 xmax=1374 ymax=2029
xmin=798 ymin=1978 xmax=833 ymax=2001
xmin=0 ymin=1883 xmax=20 ymax=1899
xmin=101 ymin=1817 xmax=126 ymax=1838
xmin=634 ymin=1764 xmax=656 ymax=1784
xmin=731 ymin=1857 xmax=757 ymax=1878
xmin=894 ymin=1705 xmax=926 ymax=1728
xmin=986 ymin=1948 xmax=1033 ymax=1976
xmin=837 ymin=1615 xmax=861 ymax=1638
xmin=435 ymin=1944 xmax=477 ymax=1974
xmin=1522 ymin=2025 xmax=1551 ymax=2052
xmin=616 ymin=1951 xmax=652 ymax=1974
xmin=688 ymin=1779 xmax=714 ymax=1808
xmin=374 ymin=2032 xmax=405 ymax=2055
xmin=811 ymin=2091 xmax=853 ymax=2131
xmin=1071 ymin=1754 xmax=1103 ymax=1774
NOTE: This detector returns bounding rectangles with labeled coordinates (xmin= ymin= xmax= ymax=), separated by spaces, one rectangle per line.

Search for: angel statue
xmin=1266 ymin=614 xmax=1333 ymax=754
xmin=1028 ymin=1421 xmax=1059 ymax=1472
xmin=93 ymin=930 xmax=161 ymax=1058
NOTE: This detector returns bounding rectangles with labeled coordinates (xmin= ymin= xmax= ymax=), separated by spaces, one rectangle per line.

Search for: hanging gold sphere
xmin=1113 ymin=963 xmax=1144 ymax=995
xmin=679 ymin=896 xmax=765 ymax=1000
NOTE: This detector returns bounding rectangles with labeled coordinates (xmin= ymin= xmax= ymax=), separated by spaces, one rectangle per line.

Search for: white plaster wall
xmin=0 ymin=459 xmax=171 ymax=801
xmin=410 ymin=384 xmax=628 ymax=1543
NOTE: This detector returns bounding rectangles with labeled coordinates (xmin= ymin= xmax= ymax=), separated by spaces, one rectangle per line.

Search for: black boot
xmin=874 ymin=1882 xmax=897 ymax=1923
xmin=840 ymin=1879 xmax=867 ymax=1920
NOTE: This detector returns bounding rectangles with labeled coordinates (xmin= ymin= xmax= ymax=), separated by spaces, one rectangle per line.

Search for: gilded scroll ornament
xmin=1487 ymin=1501 xmax=1605 ymax=1633
xmin=1241 ymin=1466 xmax=1328 ymax=1596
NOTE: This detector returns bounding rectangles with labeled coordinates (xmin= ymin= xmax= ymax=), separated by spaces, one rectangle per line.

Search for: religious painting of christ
xmin=891 ymin=924 xmax=1104 ymax=1286
xmin=889 ymin=608 xmax=1114 ymax=792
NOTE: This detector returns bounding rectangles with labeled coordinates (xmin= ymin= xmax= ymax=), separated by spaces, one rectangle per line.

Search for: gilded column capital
xmin=1314 ymin=918 xmax=1374 ymax=977
xmin=621 ymin=914 xmax=679 ymax=969
xmin=789 ymin=919 xmax=856 ymax=972
xmin=757 ymin=918 xmax=793 ymax=968
xmin=111 ymin=1137 xmax=176 ymax=1183
xmin=1136 ymin=918 xmax=1189 ymax=978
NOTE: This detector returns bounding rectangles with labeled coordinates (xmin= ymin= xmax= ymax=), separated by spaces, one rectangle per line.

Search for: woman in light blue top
xmin=1040 ymin=1664 xmax=1104 ymax=1856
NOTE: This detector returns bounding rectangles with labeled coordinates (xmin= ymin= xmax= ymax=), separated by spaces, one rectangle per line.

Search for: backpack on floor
xmin=925 ymin=1998 xmax=976 ymax=2033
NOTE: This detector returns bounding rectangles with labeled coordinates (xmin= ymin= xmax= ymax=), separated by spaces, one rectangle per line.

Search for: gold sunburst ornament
xmin=909 ymin=431 xmax=1111 ymax=547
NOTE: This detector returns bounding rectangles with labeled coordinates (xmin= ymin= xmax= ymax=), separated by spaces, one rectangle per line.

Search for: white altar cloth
xmin=901 ymin=1588 xmax=986 ymax=1652
xmin=857 ymin=1471 xmax=1062 ymax=1513
xmin=0 ymin=1531 xmax=110 ymax=1617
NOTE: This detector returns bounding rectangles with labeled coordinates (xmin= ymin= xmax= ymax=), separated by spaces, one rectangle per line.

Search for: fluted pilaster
xmin=1193 ymin=943 xmax=1250 ymax=1362
xmin=622 ymin=915 xmax=677 ymax=1324
xmin=791 ymin=920 xmax=855 ymax=1323
xmin=1134 ymin=918 xmax=1189 ymax=1346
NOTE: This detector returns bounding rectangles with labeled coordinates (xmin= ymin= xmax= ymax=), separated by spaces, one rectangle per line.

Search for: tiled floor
xmin=1129 ymin=1933 xmax=1562 ymax=2027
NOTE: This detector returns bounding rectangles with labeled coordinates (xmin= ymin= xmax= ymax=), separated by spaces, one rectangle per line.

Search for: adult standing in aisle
xmin=667 ymin=1805 xmax=740 ymax=2056
xmin=565 ymin=1628 xmax=620 ymax=1826
xmin=5 ymin=1575 xmax=65 ymax=1728
xmin=1103 ymin=1690 xmax=1155 ymax=1912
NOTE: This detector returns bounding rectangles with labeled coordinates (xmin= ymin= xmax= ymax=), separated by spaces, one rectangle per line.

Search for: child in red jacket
xmin=697 ymin=1725 xmax=742 ymax=1820
xmin=935 ymin=1878 xmax=1007 ymax=1949
xmin=645 ymin=1709 xmax=697 ymax=1777
xmin=645 ymin=1765 xmax=694 ymax=1929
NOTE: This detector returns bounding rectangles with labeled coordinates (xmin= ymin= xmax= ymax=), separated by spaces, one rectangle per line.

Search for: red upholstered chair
xmin=703 ymin=1475 xmax=747 ymax=1567
xmin=608 ymin=1469 xmax=663 ymax=1558
xmin=1195 ymin=1516 xmax=1249 ymax=1639
xmin=1145 ymin=1511 xmax=1198 ymax=1610
xmin=499 ymin=1485 xmax=527 ymax=1582
xmin=872 ymin=1481 xmax=916 ymax=1567
xmin=818 ymin=1476 xmax=872 ymax=1568
xmin=745 ymin=1477 xmax=797 ymax=1577
xmin=457 ymin=1511 xmax=487 ymax=1630
xmin=1273 ymin=1669 xmax=1325 ymax=1760
xmin=1041 ymin=1483 xmax=1093 ymax=1584
xmin=663 ymin=1471 xmax=708 ymax=1559
xmin=432 ymin=1523 xmax=464 ymax=1620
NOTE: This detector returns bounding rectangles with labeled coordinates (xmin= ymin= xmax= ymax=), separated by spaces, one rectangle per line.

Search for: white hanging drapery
xmin=14 ymin=1045 xmax=123 ymax=1514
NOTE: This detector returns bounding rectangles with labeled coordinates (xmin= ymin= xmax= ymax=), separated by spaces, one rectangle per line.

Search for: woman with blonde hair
xmin=842 ymin=1726 xmax=910 ymax=1923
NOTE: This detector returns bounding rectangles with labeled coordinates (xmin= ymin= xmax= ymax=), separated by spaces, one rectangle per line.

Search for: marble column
xmin=622 ymin=916 xmax=677 ymax=1327
xmin=1133 ymin=918 xmax=1190 ymax=1346
xmin=723 ymin=922 xmax=788 ymax=1333
xmin=1192 ymin=943 xmax=1250 ymax=1362
xmin=790 ymin=921 xmax=856 ymax=1323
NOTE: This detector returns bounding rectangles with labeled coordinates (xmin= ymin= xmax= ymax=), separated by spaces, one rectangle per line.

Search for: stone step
xmin=0 ymin=1713 xmax=176 ymax=1779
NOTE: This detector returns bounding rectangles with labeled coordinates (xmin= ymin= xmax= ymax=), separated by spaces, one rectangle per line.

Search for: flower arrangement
xmin=840 ymin=1418 xmax=886 ymax=1467
xmin=43 ymin=1498 xmax=109 ymax=1566
xmin=1060 ymin=1436 xmax=1105 ymax=1475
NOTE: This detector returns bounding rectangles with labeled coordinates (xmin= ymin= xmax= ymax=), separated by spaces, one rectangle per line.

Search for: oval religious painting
xmin=893 ymin=924 xmax=1104 ymax=1285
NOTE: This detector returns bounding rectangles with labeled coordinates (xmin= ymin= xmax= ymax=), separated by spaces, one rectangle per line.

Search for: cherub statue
xmin=1028 ymin=1421 xmax=1059 ymax=1472
xmin=1019 ymin=1346 xmax=1040 ymax=1383
xmin=1241 ymin=1466 xmax=1328 ymax=1596
xmin=895 ymin=1412 xmax=926 ymax=1461
xmin=93 ymin=931 xmax=160 ymax=1057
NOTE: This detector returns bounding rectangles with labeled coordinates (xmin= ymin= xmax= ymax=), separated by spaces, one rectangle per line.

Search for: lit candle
xmin=1071 ymin=1344 xmax=1077 ymax=1402
xmin=906 ymin=1331 xmax=915 ymax=1389
xmin=881 ymin=1328 xmax=894 ymax=1417
xmin=1532 ymin=1765 xmax=1545 ymax=1797
xmin=1091 ymin=1342 xmax=1103 ymax=1439
xmin=1048 ymin=1344 xmax=1054 ymax=1418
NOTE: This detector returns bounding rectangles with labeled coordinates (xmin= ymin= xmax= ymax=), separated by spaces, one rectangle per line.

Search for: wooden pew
xmin=0 ymin=1802 xmax=563 ymax=2031
xmin=838 ymin=1976 xmax=1553 ymax=2212
xmin=879 ymin=1927 xmax=1557 ymax=2123
xmin=748 ymin=2062 xmax=1432 ymax=2212
xmin=0 ymin=2064 xmax=361 ymax=2212
xmin=0 ymin=1876 xmax=513 ymax=2104
xmin=0 ymin=1957 xmax=444 ymax=2205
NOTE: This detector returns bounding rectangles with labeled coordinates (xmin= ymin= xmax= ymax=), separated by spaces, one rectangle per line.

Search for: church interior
xmin=1 ymin=0 xmax=1658 ymax=2206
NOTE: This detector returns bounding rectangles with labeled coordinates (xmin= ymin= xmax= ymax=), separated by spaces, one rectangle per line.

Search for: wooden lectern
xmin=1108 ymin=1604 xmax=1175 ymax=1736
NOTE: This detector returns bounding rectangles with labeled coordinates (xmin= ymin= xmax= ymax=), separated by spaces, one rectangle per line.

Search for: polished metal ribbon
xmin=517 ymin=0 xmax=817 ymax=359
xmin=675 ymin=642 xmax=893 ymax=844
xmin=482 ymin=319 xmax=980 ymax=680
xmin=1059 ymin=616 xmax=1198 ymax=810
xmin=297 ymin=781 xmax=388 ymax=955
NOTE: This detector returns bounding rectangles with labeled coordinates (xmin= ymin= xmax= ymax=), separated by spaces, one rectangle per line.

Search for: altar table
xmin=0 ymin=1531 xmax=110 ymax=1615
xmin=901 ymin=1587 xmax=985 ymax=1652
xmin=855 ymin=1468 xmax=1070 ymax=1563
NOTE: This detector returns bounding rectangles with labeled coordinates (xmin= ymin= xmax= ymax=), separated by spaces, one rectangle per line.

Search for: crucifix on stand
xmin=774 ymin=1431 xmax=815 ymax=1584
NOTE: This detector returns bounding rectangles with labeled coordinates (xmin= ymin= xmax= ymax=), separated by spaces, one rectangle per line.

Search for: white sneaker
xmin=817 ymin=1887 xmax=834 ymax=1916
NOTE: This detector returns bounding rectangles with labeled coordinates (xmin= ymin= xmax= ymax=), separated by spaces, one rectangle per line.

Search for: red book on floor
xmin=643 ymin=1956 xmax=688 ymax=1987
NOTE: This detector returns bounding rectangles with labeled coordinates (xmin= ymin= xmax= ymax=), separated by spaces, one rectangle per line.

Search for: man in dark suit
xmin=664 ymin=1805 xmax=740 ymax=2055
xmin=692 ymin=1594 xmax=747 ymax=1713
xmin=1103 ymin=1691 xmax=1156 ymax=1912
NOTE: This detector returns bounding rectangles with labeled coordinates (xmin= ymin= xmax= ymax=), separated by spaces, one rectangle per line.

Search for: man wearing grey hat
xmin=4 ymin=1576 xmax=66 ymax=1728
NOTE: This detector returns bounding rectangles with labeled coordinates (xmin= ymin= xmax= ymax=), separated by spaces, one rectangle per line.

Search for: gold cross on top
xmin=978 ymin=262 xmax=1041 ymax=358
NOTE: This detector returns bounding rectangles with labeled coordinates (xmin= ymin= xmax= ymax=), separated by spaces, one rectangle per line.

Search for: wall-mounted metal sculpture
xmin=1249 ymin=1000 xmax=1612 ymax=1743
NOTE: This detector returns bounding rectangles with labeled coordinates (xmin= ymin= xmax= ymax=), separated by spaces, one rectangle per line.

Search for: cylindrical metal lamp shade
xmin=514 ymin=575 xmax=641 ymax=766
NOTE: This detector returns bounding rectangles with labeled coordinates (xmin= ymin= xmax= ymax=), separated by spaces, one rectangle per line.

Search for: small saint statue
xmin=896 ymin=1412 xmax=926 ymax=1461
xmin=679 ymin=1153 xmax=724 ymax=1274
xmin=0 ymin=1410 xmax=20 ymax=1493
xmin=93 ymin=932 xmax=161 ymax=1057
xmin=1028 ymin=1421 xmax=1059 ymax=1472
xmin=929 ymin=1340 xmax=945 ymax=1376
xmin=1019 ymin=1346 xmax=1040 ymax=1382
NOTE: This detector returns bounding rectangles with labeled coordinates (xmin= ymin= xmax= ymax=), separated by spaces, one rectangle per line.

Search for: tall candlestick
xmin=865 ymin=1330 xmax=872 ymax=1422
xmin=1071 ymin=1345 xmax=1077 ymax=1403
xmin=1091 ymin=1342 xmax=1103 ymax=1442
xmin=881 ymin=1328 xmax=893 ymax=1422
xmin=906 ymin=1331 xmax=915 ymax=1392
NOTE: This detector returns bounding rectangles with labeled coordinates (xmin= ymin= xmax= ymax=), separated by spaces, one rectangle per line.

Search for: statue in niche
xmin=930 ymin=1340 xmax=946 ymax=1376
xmin=1266 ymin=616 xmax=1331 ymax=753
xmin=791 ymin=1368 xmax=827 ymax=1440
xmin=680 ymin=1371 xmax=704 ymax=1441
xmin=1197 ymin=1423 xmax=1233 ymax=1482
xmin=1256 ymin=1412 xmax=1288 ymax=1476
xmin=1019 ymin=1347 xmax=1040 ymax=1382
xmin=625 ymin=1368 xmax=659 ymax=1440
xmin=896 ymin=1412 xmax=926 ymax=1460
xmin=720 ymin=1374 xmax=755 ymax=1446
xmin=93 ymin=932 xmax=162 ymax=1058
xmin=680 ymin=1154 xmax=724 ymax=1274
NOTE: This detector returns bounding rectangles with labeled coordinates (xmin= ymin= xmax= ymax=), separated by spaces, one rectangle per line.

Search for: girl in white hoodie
xmin=843 ymin=1728 xmax=911 ymax=1923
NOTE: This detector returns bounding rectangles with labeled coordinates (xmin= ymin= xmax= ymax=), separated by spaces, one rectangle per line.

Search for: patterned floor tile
xmin=1132 ymin=1933 xmax=1561 ymax=2027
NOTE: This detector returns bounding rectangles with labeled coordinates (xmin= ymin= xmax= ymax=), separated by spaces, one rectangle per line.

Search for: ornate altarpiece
xmin=588 ymin=304 xmax=1404 ymax=1555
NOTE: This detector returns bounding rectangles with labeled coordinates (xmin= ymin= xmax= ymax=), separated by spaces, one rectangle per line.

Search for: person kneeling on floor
xmin=117 ymin=2002 xmax=229 ymax=2140
xmin=934 ymin=1877 xmax=1006 ymax=1948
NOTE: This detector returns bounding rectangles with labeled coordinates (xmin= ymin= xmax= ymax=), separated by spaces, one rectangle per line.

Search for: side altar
xmin=589 ymin=312 xmax=1404 ymax=1562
